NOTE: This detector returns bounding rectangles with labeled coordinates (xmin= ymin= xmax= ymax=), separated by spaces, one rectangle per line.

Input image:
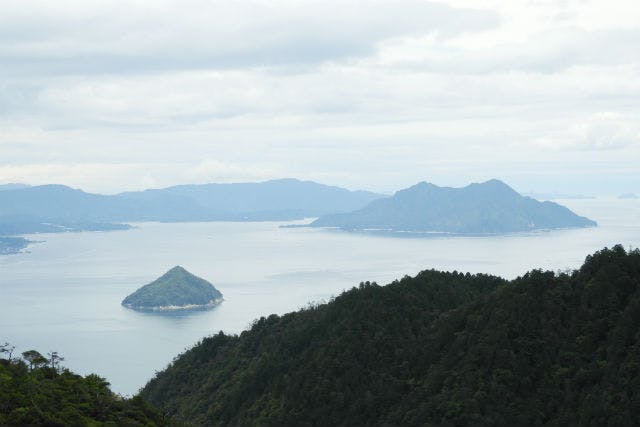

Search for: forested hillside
xmin=0 ymin=349 xmax=178 ymax=426
xmin=142 ymin=245 xmax=640 ymax=426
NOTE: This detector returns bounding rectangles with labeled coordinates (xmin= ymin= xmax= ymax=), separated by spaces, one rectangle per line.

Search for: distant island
xmin=0 ymin=178 xmax=383 ymax=225
xmin=0 ymin=183 xmax=30 ymax=191
xmin=310 ymin=179 xmax=597 ymax=234
xmin=122 ymin=266 xmax=223 ymax=311
xmin=524 ymin=191 xmax=595 ymax=200
xmin=618 ymin=193 xmax=639 ymax=199
xmin=0 ymin=217 xmax=131 ymax=236
xmin=0 ymin=236 xmax=31 ymax=255
xmin=0 ymin=178 xmax=383 ymax=256
xmin=0 ymin=217 xmax=131 ymax=255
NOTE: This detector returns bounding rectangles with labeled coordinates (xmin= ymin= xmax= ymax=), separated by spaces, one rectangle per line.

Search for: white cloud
xmin=0 ymin=160 xmax=282 ymax=194
xmin=0 ymin=0 xmax=499 ymax=75
xmin=373 ymin=27 xmax=640 ymax=74
xmin=532 ymin=112 xmax=640 ymax=151
xmin=185 ymin=159 xmax=281 ymax=184
xmin=0 ymin=163 xmax=156 ymax=193
xmin=0 ymin=0 xmax=639 ymax=195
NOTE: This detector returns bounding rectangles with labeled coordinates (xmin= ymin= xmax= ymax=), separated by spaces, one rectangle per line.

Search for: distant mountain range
xmin=0 ymin=183 xmax=30 ymax=191
xmin=311 ymin=179 xmax=596 ymax=234
xmin=618 ymin=193 xmax=639 ymax=200
xmin=0 ymin=179 xmax=384 ymax=236
xmin=0 ymin=178 xmax=598 ymax=242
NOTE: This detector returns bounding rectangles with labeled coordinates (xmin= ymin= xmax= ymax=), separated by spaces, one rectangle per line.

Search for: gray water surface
xmin=1 ymin=198 xmax=638 ymax=395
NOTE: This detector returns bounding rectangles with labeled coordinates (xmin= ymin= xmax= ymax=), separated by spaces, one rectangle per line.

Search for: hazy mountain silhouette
xmin=0 ymin=179 xmax=383 ymax=233
xmin=311 ymin=179 xmax=596 ymax=234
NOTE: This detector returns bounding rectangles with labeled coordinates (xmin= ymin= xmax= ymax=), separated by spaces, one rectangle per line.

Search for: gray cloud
xmin=0 ymin=82 xmax=42 ymax=115
xmin=380 ymin=27 xmax=640 ymax=74
xmin=0 ymin=1 xmax=499 ymax=76
xmin=1 ymin=0 xmax=639 ymax=196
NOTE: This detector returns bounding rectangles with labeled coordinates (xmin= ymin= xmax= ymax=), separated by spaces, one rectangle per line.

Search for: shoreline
xmin=122 ymin=297 xmax=224 ymax=312
xmin=0 ymin=237 xmax=32 ymax=255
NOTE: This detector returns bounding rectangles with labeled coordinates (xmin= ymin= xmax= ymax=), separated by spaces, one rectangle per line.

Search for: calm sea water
xmin=1 ymin=198 xmax=639 ymax=395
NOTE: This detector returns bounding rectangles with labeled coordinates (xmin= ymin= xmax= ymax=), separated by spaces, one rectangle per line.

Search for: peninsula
xmin=122 ymin=266 xmax=223 ymax=311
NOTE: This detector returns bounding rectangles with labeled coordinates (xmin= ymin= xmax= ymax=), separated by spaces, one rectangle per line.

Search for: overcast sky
xmin=1 ymin=0 xmax=639 ymax=195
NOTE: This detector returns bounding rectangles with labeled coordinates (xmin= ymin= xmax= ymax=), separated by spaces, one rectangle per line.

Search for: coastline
xmin=0 ymin=223 xmax=133 ymax=256
xmin=0 ymin=237 xmax=32 ymax=255
xmin=122 ymin=297 xmax=224 ymax=312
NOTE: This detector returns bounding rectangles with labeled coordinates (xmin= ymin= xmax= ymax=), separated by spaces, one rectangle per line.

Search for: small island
xmin=122 ymin=266 xmax=223 ymax=311
xmin=618 ymin=193 xmax=639 ymax=199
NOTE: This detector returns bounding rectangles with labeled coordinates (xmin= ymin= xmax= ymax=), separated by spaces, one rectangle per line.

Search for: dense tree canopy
xmin=4 ymin=245 xmax=638 ymax=425
xmin=0 ymin=350 xmax=179 ymax=426
xmin=142 ymin=245 xmax=640 ymax=426
xmin=122 ymin=266 xmax=222 ymax=311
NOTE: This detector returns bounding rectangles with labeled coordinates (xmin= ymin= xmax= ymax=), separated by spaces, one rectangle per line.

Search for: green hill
xmin=141 ymin=245 xmax=640 ymax=426
xmin=311 ymin=179 xmax=597 ymax=234
xmin=122 ymin=266 xmax=223 ymax=311
xmin=0 ymin=350 xmax=179 ymax=426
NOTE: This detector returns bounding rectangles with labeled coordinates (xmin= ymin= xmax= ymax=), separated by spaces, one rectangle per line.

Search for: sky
xmin=1 ymin=0 xmax=639 ymax=195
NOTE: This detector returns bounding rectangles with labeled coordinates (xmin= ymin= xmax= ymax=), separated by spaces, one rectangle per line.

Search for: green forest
xmin=142 ymin=245 xmax=640 ymax=426
xmin=2 ymin=245 xmax=639 ymax=426
xmin=0 ymin=348 xmax=178 ymax=426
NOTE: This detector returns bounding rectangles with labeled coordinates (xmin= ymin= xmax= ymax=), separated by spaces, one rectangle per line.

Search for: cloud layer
xmin=1 ymin=0 xmax=638 ymax=194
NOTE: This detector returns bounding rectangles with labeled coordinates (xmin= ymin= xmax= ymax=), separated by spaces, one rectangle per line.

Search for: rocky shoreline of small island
xmin=123 ymin=297 xmax=224 ymax=311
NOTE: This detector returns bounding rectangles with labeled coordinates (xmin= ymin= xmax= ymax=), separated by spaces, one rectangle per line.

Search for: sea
xmin=1 ymin=198 xmax=638 ymax=395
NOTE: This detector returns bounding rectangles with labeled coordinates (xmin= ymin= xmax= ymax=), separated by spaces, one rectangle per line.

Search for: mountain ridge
xmin=0 ymin=179 xmax=384 ymax=237
xmin=141 ymin=245 xmax=640 ymax=426
xmin=311 ymin=179 xmax=596 ymax=234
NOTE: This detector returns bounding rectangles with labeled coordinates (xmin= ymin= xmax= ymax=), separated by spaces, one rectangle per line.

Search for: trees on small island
xmin=122 ymin=266 xmax=223 ymax=311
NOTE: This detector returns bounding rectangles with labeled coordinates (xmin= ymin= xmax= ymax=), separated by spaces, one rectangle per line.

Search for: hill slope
xmin=0 ymin=353 xmax=178 ymax=426
xmin=122 ymin=266 xmax=223 ymax=310
xmin=311 ymin=179 xmax=596 ymax=233
xmin=141 ymin=246 xmax=640 ymax=426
